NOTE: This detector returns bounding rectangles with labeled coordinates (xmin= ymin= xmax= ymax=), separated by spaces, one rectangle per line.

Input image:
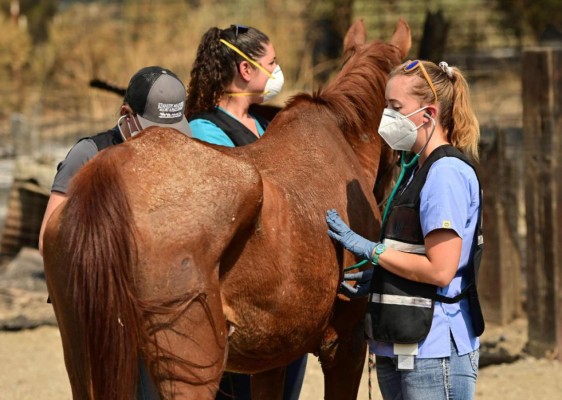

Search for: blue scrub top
xmin=371 ymin=156 xmax=481 ymax=358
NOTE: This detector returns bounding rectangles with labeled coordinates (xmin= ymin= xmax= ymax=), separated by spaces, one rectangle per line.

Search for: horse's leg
xmin=47 ymin=276 xmax=91 ymax=399
xmin=43 ymin=210 xmax=91 ymax=399
xmin=138 ymin=261 xmax=227 ymax=400
xmin=251 ymin=366 xmax=286 ymax=400
xmin=319 ymin=301 xmax=368 ymax=400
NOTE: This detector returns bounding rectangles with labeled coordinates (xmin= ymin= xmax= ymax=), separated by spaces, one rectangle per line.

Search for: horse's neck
xmin=345 ymin=132 xmax=382 ymax=188
xmin=317 ymin=63 xmax=389 ymax=187
xmin=258 ymin=104 xmax=383 ymax=189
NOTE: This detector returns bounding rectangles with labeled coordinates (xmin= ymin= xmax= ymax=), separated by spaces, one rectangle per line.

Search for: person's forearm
xmin=376 ymin=249 xmax=445 ymax=285
xmin=39 ymin=192 xmax=67 ymax=256
xmin=377 ymin=230 xmax=462 ymax=287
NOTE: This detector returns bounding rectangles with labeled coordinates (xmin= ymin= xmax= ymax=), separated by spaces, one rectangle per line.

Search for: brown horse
xmin=43 ymin=19 xmax=410 ymax=400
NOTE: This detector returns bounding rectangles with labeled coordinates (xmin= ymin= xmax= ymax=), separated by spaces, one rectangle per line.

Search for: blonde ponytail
xmin=448 ymin=68 xmax=480 ymax=162
xmin=395 ymin=61 xmax=481 ymax=162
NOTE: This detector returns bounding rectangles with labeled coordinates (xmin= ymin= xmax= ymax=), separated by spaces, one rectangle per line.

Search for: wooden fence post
xmin=522 ymin=46 xmax=562 ymax=359
xmin=478 ymin=128 xmax=523 ymax=326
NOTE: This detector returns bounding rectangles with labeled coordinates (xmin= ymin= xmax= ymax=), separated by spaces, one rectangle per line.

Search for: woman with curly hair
xmin=186 ymin=24 xmax=284 ymax=147
xmin=186 ymin=25 xmax=305 ymax=400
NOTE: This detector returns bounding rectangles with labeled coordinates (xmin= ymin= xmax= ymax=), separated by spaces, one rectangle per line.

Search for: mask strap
xmin=117 ymin=114 xmax=142 ymax=140
xmin=219 ymin=39 xmax=273 ymax=78
xmin=225 ymin=91 xmax=266 ymax=97
xmin=403 ymin=106 xmax=428 ymax=120
xmin=117 ymin=115 xmax=129 ymax=141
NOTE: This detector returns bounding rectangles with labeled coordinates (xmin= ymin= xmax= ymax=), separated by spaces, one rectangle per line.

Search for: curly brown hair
xmin=185 ymin=25 xmax=270 ymax=119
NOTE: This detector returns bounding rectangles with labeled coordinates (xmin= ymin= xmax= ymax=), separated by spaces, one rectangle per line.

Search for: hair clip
xmin=439 ymin=61 xmax=454 ymax=79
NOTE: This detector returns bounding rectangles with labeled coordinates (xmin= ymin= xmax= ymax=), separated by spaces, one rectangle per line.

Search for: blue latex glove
xmin=339 ymin=269 xmax=373 ymax=298
xmin=326 ymin=209 xmax=377 ymax=261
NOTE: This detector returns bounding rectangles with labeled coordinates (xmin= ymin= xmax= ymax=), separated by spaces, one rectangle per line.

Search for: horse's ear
xmin=343 ymin=19 xmax=366 ymax=53
xmin=390 ymin=19 xmax=412 ymax=60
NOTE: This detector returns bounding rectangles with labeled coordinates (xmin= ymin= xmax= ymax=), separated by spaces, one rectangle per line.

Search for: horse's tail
xmin=60 ymin=148 xmax=145 ymax=399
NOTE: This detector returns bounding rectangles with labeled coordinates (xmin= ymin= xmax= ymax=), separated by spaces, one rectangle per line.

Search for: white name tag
xmin=397 ymin=355 xmax=415 ymax=370
xmin=394 ymin=343 xmax=418 ymax=371
xmin=393 ymin=343 xmax=418 ymax=356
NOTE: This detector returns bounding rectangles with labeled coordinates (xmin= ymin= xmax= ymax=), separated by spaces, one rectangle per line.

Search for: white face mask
xmin=262 ymin=65 xmax=284 ymax=102
xmin=377 ymin=107 xmax=428 ymax=151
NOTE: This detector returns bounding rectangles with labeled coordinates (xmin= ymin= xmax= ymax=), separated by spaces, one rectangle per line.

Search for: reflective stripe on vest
xmin=383 ymin=238 xmax=426 ymax=254
xmin=369 ymin=293 xmax=433 ymax=308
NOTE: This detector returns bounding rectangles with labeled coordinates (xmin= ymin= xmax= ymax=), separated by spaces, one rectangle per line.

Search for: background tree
xmin=0 ymin=8 xmax=31 ymax=113
xmin=493 ymin=0 xmax=562 ymax=45
xmin=417 ymin=10 xmax=450 ymax=62
xmin=0 ymin=0 xmax=59 ymax=44
xmin=305 ymin=0 xmax=353 ymax=85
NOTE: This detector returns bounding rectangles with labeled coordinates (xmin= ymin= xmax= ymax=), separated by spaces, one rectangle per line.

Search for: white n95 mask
xmin=262 ymin=66 xmax=284 ymax=103
xmin=378 ymin=107 xmax=427 ymax=151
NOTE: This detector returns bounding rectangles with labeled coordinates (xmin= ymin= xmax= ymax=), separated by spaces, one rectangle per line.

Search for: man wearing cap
xmin=38 ymin=66 xmax=192 ymax=255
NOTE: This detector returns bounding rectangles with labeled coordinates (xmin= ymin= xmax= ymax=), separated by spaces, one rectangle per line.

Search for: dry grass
xmin=0 ymin=1 xmax=525 ymax=148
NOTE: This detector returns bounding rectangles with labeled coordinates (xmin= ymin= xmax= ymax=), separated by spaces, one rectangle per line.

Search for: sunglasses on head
xmin=231 ymin=24 xmax=249 ymax=39
xmin=404 ymin=60 xmax=438 ymax=104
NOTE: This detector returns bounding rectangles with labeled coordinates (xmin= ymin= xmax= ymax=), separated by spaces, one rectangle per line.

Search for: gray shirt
xmin=51 ymin=127 xmax=123 ymax=193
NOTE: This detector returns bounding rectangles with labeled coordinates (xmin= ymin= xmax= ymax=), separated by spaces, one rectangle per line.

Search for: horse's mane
xmin=283 ymin=40 xmax=402 ymax=198
xmin=285 ymin=41 xmax=403 ymax=141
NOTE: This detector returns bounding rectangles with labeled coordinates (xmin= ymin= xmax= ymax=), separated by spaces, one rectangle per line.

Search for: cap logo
xmin=158 ymin=101 xmax=184 ymax=119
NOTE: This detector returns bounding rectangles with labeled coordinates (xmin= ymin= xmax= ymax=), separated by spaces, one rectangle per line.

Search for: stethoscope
xmin=344 ymin=115 xmax=436 ymax=272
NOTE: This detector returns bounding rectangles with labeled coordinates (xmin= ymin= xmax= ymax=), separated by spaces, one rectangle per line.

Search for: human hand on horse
xmin=326 ymin=209 xmax=379 ymax=261
xmin=340 ymin=269 xmax=373 ymax=298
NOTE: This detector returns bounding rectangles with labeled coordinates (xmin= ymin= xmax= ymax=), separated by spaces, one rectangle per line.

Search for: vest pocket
xmin=369 ymin=267 xmax=436 ymax=343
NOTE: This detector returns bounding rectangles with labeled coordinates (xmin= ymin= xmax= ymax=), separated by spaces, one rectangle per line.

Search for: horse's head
xmin=342 ymin=19 xmax=411 ymax=64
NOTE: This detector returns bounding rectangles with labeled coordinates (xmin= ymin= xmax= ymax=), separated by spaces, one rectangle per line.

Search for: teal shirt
xmin=189 ymin=107 xmax=265 ymax=147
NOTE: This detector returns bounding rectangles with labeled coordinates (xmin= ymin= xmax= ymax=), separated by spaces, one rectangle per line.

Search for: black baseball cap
xmin=124 ymin=66 xmax=191 ymax=136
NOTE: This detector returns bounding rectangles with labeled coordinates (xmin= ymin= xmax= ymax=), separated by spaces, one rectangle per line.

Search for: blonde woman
xmin=327 ymin=60 xmax=483 ymax=400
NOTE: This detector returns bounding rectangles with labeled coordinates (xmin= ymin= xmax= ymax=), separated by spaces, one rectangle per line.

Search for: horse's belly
xmin=220 ymin=260 xmax=338 ymax=373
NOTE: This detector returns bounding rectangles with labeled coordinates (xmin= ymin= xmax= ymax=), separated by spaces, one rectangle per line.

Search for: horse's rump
xmin=44 ymin=128 xmax=265 ymax=398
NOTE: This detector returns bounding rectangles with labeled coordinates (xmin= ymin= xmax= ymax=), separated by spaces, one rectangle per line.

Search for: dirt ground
xmin=1 ymin=321 xmax=561 ymax=399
